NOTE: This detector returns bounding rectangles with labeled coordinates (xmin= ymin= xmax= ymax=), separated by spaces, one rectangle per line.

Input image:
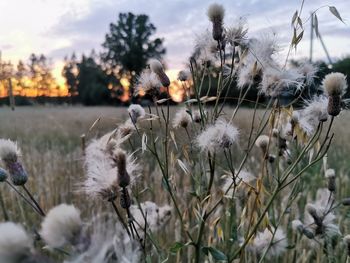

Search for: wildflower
xmin=0 ymin=222 xmax=32 ymax=263
xmin=226 ymin=17 xmax=248 ymax=46
xmin=207 ymin=3 xmax=225 ymax=41
xmin=177 ymin=70 xmax=191 ymax=81
xmin=128 ymin=104 xmax=145 ymax=124
xmin=172 ymin=108 xmax=192 ymax=129
xmin=0 ymin=139 xmax=28 ymax=185
xmin=196 ymin=119 xmax=239 ymax=153
xmin=149 ymin=59 xmax=170 ymax=87
xmin=135 ymin=69 xmax=162 ymax=96
xmin=325 ymin=168 xmax=336 ymax=192
xmin=250 ymin=228 xmax=288 ymax=259
xmin=130 ymin=201 xmax=172 ymax=233
xmin=0 ymin=167 xmax=8 ymax=182
xmin=40 ymin=204 xmax=82 ymax=248
xmin=83 ymin=134 xmax=139 ymax=200
xmin=322 ymin=72 xmax=348 ymax=116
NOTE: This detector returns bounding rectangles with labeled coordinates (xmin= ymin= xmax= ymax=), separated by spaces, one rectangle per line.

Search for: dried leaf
xmin=329 ymin=6 xmax=344 ymax=23
xmin=170 ymin=130 xmax=178 ymax=150
xmin=177 ymin=159 xmax=189 ymax=175
xmin=142 ymin=133 xmax=147 ymax=153
xmin=88 ymin=117 xmax=101 ymax=133
xmin=314 ymin=14 xmax=319 ymax=37
xmin=156 ymin=98 xmax=169 ymax=104
xmin=291 ymin=10 xmax=298 ymax=26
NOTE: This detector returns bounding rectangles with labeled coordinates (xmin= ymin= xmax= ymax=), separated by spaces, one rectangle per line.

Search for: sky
xmin=0 ymin=0 xmax=349 ymax=83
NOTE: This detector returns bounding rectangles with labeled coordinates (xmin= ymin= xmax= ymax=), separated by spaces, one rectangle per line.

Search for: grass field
xmin=1 ymin=106 xmax=350 ymax=262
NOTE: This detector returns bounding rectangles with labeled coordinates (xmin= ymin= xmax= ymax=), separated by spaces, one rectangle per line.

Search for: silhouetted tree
xmin=62 ymin=53 xmax=78 ymax=102
xmin=102 ymin=12 xmax=166 ymax=100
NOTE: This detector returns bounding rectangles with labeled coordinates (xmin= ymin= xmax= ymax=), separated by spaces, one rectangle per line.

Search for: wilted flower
xmin=130 ymin=201 xmax=172 ymax=233
xmin=172 ymin=108 xmax=192 ymax=129
xmin=117 ymin=119 xmax=136 ymax=143
xmin=322 ymin=72 xmax=348 ymax=116
xmin=207 ymin=3 xmax=225 ymax=41
xmin=128 ymin=104 xmax=145 ymax=124
xmin=325 ymin=168 xmax=336 ymax=192
xmin=40 ymin=204 xmax=82 ymax=248
xmin=0 ymin=139 xmax=28 ymax=185
xmin=135 ymin=70 xmax=162 ymax=96
xmin=255 ymin=135 xmax=270 ymax=156
xmin=250 ymin=228 xmax=288 ymax=259
xmin=150 ymin=59 xmax=170 ymax=87
xmin=196 ymin=119 xmax=239 ymax=153
xmin=0 ymin=222 xmax=32 ymax=263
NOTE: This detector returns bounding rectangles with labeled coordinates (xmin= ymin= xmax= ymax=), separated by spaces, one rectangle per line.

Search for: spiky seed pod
xmin=7 ymin=161 xmax=28 ymax=186
xmin=325 ymin=169 xmax=336 ymax=192
xmin=150 ymin=59 xmax=170 ymax=87
xmin=120 ymin=187 xmax=131 ymax=209
xmin=114 ymin=150 xmax=130 ymax=188
xmin=207 ymin=3 xmax=225 ymax=41
xmin=0 ymin=167 xmax=8 ymax=182
xmin=327 ymin=95 xmax=341 ymax=116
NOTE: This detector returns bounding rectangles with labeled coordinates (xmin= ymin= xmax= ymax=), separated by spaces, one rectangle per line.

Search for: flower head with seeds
xmin=322 ymin=72 xmax=347 ymax=96
xmin=177 ymin=69 xmax=191 ymax=82
xmin=194 ymin=31 xmax=218 ymax=65
xmin=207 ymin=3 xmax=225 ymax=41
xmin=196 ymin=119 xmax=239 ymax=153
xmin=149 ymin=59 xmax=170 ymax=87
xmin=40 ymin=204 xmax=82 ymax=248
xmin=83 ymin=133 xmax=139 ymax=200
xmin=249 ymin=227 xmax=288 ymax=259
xmin=297 ymin=62 xmax=318 ymax=85
xmin=135 ymin=69 xmax=162 ymax=96
xmin=130 ymin=201 xmax=172 ymax=233
xmin=0 ymin=222 xmax=32 ymax=263
xmin=226 ymin=17 xmax=248 ymax=46
xmin=0 ymin=139 xmax=27 ymax=185
xmin=172 ymin=108 xmax=192 ymax=129
xmin=128 ymin=104 xmax=145 ymax=124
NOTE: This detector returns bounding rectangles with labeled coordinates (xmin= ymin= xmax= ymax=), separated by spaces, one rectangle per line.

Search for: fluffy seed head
xmin=322 ymin=72 xmax=347 ymax=96
xmin=135 ymin=70 xmax=162 ymax=96
xmin=255 ymin=135 xmax=270 ymax=157
xmin=207 ymin=3 xmax=225 ymax=41
xmin=0 ymin=139 xmax=20 ymax=163
xmin=0 ymin=222 xmax=32 ymax=262
xmin=226 ymin=17 xmax=248 ymax=46
xmin=149 ymin=59 xmax=170 ymax=87
xmin=196 ymin=119 xmax=239 ymax=153
xmin=177 ymin=70 xmax=191 ymax=81
xmin=113 ymin=149 xmax=130 ymax=188
xmin=40 ymin=204 xmax=82 ymax=248
xmin=128 ymin=104 xmax=145 ymax=124
xmin=325 ymin=169 xmax=335 ymax=178
xmin=172 ymin=108 xmax=192 ymax=128
xmin=291 ymin=219 xmax=304 ymax=232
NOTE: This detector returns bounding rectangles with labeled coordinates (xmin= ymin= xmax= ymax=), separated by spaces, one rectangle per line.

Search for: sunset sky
xmin=0 ymin=0 xmax=349 ymax=84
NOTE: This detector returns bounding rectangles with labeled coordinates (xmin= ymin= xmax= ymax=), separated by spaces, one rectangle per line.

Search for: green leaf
xmin=202 ymin=246 xmax=227 ymax=261
xmin=170 ymin=242 xmax=185 ymax=254
xmin=329 ymin=6 xmax=345 ymax=23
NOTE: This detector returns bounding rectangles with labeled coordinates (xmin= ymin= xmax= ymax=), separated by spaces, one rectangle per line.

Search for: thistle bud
xmin=306 ymin=204 xmax=322 ymax=226
xmin=325 ymin=169 xmax=336 ymax=192
xmin=341 ymin=198 xmax=350 ymax=206
xmin=255 ymin=135 xmax=270 ymax=159
xmin=0 ymin=167 xmax=8 ymax=182
xmin=150 ymin=59 xmax=170 ymax=87
xmin=327 ymin=95 xmax=341 ymax=116
xmin=114 ymin=150 xmax=130 ymax=188
xmin=302 ymin=228 xmax=315 ymax=239
xmin=120 ymin=187 xmax=131 ymax=209
xmin=207 ymin=4 xmax=225 ymax=41
xmin=7 ymin=161 xmax=28 ymax=186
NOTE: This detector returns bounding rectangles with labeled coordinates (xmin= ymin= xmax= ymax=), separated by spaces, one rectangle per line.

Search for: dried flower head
xmin=177 ymin=69 xmax=191 ymax=81
xmin=135 ymin=70 xmax=162 ymax=96
xmin=297 ymin=62 xmax=318 ymax=85
xmin=322 ymin=72 xmax=347 ymax=96
xmin=207 ymin=3 xmax=225 ymax=41
xmin=150 ymin=59 xmax=170 ymax=87
xmin=40 ymin=204 xmax=82 ymax=248
xmin=0 ymin=139 xmax=27 ymax=185
xmin=117 ymin=119 xmax=136 ymax=143
xmin=226 ymin=17 xmax=248 ymax=46
xmin=255 ymin=135 xmax=270 ymax=158
xmin=113 ymin=149 xmax=130 ymax=188
xmin=250 ymin=228 xmax=287 ymax=259
xmin=193 ymin=31 xmax=218 ymax=65
xmin=83 ymin=133 xmax=139 ymax=200
xmin=325 ymin=168 xmax=336 ymax=192
xmin=0 ymin=222 xmax=32 ymax=262
xmin=128 ymin=104 xmax=145 ymax=124
xmin=196 ymin=119 xmax=239 ymax=153
xmin=172 ymin=108 xmax=192 ymax=129
xmin=130 ymin=201 xmax=172 ymax=233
